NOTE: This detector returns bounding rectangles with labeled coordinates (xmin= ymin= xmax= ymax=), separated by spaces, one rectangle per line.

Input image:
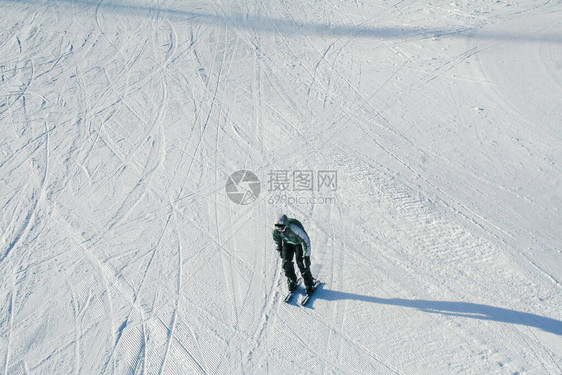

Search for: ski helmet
xmin=275 ymin=214 xmax=288 ymax=231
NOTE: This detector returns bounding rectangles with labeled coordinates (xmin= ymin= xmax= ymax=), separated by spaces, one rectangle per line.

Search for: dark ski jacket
xmin=272 ymin=218 xmax=311 ymax=257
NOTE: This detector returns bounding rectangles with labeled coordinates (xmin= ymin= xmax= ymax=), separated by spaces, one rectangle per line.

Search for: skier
xmin=273 ymin=214 xmax=316 ymax=296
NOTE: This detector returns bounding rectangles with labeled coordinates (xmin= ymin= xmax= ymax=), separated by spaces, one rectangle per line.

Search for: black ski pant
xmin=281 ymin=243 xmax=314 ymax=288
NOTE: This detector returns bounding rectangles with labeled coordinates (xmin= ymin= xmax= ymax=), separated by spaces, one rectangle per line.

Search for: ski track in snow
xmin=1 ymin=0 xmax=561 ymax=374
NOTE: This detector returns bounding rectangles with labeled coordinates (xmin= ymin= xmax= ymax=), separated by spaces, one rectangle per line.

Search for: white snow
xmin=1 ymin=0 xmax=561 ymax=374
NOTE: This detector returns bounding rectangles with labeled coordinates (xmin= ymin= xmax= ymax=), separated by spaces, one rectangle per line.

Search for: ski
xmin=284 ymin=278 xmax=302 ymax=303
xmin=300 ymin=280 xmax=321 ymax=306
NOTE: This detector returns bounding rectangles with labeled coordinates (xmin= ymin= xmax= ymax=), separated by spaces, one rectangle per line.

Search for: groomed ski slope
xmin=1 ymin=0 xmax=561 ymax=374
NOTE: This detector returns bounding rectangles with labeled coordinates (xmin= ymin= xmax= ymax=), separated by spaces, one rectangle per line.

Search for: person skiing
xmin=273 ymin=214 xmax=316 ymax=295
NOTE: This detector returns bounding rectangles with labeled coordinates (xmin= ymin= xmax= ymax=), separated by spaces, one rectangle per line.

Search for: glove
xmin=277 ymin=247 xmax=282 ymax=258
xmin=304 ymin=256 xmax=311 ymax=269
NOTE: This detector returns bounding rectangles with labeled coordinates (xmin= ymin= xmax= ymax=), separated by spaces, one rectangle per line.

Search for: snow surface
xmin=1 ymin=0 xmax=561 ymax=374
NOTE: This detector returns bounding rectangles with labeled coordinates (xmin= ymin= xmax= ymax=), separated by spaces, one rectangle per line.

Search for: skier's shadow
xmin=312 ymin=288 xmax=562 ymax=336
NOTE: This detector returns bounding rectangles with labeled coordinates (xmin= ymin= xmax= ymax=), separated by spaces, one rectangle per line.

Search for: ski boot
xmin=288 ymin=278 xmax=298 ymax=293
xmin=305 ymin=281 xmax=315 ymax=296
